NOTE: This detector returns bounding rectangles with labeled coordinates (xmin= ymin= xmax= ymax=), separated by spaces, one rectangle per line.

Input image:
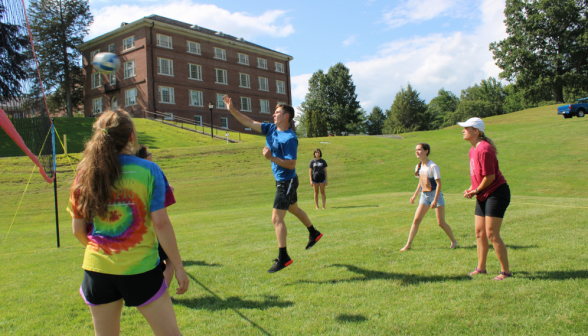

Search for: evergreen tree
xmin=299 ymin=70 xmax=329 ymax=137
xmin=427 ymin=88 xmax=459 ymax=130
xmin=366 ymin=106 xmax=386 ymax=135
xmin=460 ymin=77 xmax=506 ymax=115
xmin=490 ymin=0 xmax=588 ymax=103
xmin=383 ymin=83 xmax=429 ymax=133
xmin=29 ymin=0 xmax=92 ymax=117
xmin=0 ymin=4 xmax=31 ymax=101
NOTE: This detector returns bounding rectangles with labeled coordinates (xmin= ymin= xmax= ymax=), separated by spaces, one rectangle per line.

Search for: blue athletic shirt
xmin=261 ymin=123 xmax=298 ymax=181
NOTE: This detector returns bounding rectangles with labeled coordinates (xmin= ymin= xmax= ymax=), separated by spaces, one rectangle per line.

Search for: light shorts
xmin=419 ymin=190 xmax=445 ymax=207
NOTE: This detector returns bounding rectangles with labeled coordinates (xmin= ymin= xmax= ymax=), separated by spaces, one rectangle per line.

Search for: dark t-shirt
xmin=309 ymin=159 xmax=328 ymax=182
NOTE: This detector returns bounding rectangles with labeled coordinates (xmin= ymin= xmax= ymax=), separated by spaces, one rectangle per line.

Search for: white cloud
xmin=291 ymin=73 xmax=312 ymax=104
xmin=382 ymin=0 xmax=472 ymax=28
xmin=88 ymin=1 xmax=294 ymax=40
xmin=343 ymin=34 xmax=358 ymax=47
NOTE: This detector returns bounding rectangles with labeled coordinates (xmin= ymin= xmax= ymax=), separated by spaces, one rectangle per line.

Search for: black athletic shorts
xmin=158 ymin=243 xmax=168 ymax=261
xmin=274 ymin=175 xmax=298 ymax=210
xmin=80 ymin=266 xmax=167 ymax=307
xmin=475 ymin=183 xmax=511 ymax=218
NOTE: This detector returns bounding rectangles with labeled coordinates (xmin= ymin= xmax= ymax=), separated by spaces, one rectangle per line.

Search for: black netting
xmin=0 ymin=0 xmax=53 ymax=178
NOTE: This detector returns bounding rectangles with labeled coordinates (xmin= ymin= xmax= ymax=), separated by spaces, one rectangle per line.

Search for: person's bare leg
xmin=137 ymin=289 xmax=181 ymax=336
xmin=486 ymin=216 xmax=510 ymax=278
xmin=319 ymin=183 xmax=326 ymax=209
xmin=473 ymin=215 xmax=488 ymax=273
xmin=288 ymin=202 xmax=312 ymax=228
xmin=163 ymin=260 xmax=175 ymax=288
xmin=434 ymin=206 xmax=457 ymax=248
xmin=400 ymin=203 xmax=429 ymax=251
xmin=271 ymin=208 xmax=289 ymax=247
xmin=89 ymin=299 xmax=123 ymax=336
xmin=312 ymin=183 xmax=319 ymax=209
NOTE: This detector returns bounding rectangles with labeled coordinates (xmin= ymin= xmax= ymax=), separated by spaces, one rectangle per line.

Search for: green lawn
xmin=0 ymin=105 xmax=587 ymax=335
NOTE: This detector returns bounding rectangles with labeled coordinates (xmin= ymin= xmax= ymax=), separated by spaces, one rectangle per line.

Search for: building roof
xmin=78 ymin=14 xmax=293 ymax=60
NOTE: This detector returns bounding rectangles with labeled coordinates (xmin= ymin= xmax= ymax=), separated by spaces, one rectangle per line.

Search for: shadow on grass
xmin=332 ymin=205 xmax=379 ymax=209
xmin=174 ymin=295 xmax=293 ymax=311
xmin=336 ymin=314 xmax=368 ymax=323
xmin=183 ymin=260 xmax=222 ymax=267
xmin=458 ymin=244 xmax=539 ymax=250
xmin=516 ymin=270 xmax=588 ymax=280
xmin=292 ymin=264 xmax=471 ymax=286
xmin=136 ymin=132 xmax=160 ymax=149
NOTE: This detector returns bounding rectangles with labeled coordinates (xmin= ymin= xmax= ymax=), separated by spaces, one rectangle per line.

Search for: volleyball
xmin=92 ymin=52 xmax=121 ymax=74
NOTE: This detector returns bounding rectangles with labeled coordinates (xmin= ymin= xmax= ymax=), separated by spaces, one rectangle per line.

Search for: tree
xmin=461 ymin=77 xmax=506 ymax=115
xmin=29 ymin=0 xmax=92 ymax=117
xmin=490 ymin=0 xmax=588 ymax=103
xmin=347 ymin=108 xmax=367 ymax=135
xmin=299 ymin=70 xmax=329 ymax=137
xmin=365 ymin=106 xmax=386 ymax=135
xmin=0 ymin=5 xmax=31 ymax=101
xmin=428 ymin=88 xmax=459 ymax=130
xmin=383 ymin=83 xmax=429 ymax=133
xmin=443 ymin=100 xmax=498 ymax=127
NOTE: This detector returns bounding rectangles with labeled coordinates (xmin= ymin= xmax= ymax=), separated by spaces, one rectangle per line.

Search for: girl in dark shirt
xmin=309 ymin=149 xmax=328 ymax=210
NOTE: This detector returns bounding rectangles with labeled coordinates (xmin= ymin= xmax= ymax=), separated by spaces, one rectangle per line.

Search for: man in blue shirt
xmin=223 ymin=95 xmax=323 ymax=273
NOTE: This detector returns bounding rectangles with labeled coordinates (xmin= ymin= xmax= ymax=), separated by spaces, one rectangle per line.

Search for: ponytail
xmin=73 ymin=110 xmax=134 ymax=221
xmin=415 ymin=162 xmax=422 ymax=177
xmin=479 ymin=132 xmax=498 ymax=154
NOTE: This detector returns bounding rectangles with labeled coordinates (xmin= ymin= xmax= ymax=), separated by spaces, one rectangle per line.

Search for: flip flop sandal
xmin=493 ymin=271 xmax=512 ymax=281
xmin=469 ymin=268 xmax=487 ymax=275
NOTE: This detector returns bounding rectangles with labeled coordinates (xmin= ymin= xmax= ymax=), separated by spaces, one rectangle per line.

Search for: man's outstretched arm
xmin=223 ymin=95 xmax=262 ymax=133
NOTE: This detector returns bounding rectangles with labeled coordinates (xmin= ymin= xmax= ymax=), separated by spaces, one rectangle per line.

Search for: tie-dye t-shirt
xmin=69 ymin=154 xmax=176 ymax=275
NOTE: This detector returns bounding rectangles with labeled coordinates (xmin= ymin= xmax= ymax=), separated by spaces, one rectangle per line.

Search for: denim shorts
xmin=419 ymin=190 xmax=445 ymax=207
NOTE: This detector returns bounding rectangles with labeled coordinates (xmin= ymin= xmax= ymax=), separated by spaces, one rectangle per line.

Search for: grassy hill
xmin=0 ymin=105 xmax=587 ymax=335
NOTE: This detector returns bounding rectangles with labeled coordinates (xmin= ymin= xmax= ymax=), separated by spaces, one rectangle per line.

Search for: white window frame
xmin=238 ymin=53 xmax=249 ymax=65
xmin=189 ymin=90 xmax=203 ymax=107
xmin=90 ymin=49 xmax=100 ymax=62
xmin=91 ymin=73 xmax=101 ymax=89
xmin=258 ymin=77 xmax=269 ymax=91
xmin=220 ymin=117 xmax=228 ymax=129
xmin=275 ymin=62 xmax=284 ymax=73
xmin=214 ymin=47 xmax=226 ymax=60
xmin=157 ymin=58 xmax=174 ymax=76
xmin=260 ymin=99 xmax=270 ymax=114
xmin=187 ymin=41 xmax=201 ymax=54
xmin=276 ymin=80 xmax=286 ymax=94
xmin=92 ymin=98 xmax=102 ymax=114
xmin=109 ymin=73 xmax=116 ymax=85
xmin=188 ymin=63 xmax=202 ymax=81
xmin=164 ymin=113 xmax=174 ymax=120
xmin=156 ymin=34 xmax=173 ymax=49
xmin=216 ymin=93 xmax=226 ymax=109
xmin=239 ymin=73 xmax=250 ymax=88
xmin=158 ymin=86 xmax=175 ymax=104
xmin=240 ymin=97 xmax=252 ymax=112
xmin=124 ymin=60 xmax=135 ymax=79
xmin=123 ymin=36 xmax=135 ymax=51
xmin=215 ymin=68 xmax=228 ymax=85
xmin=278 ymin=102 xmax=287 ymax=105
xmin=108 ymin=44 xmax=115 ymax=53
xmin=125 ymin=88 xmax=137 ymax=106
xmin=194 ymin=115 xmax=202 ymax=126
xmin=257 ymin=57 xmax=267 ymax=69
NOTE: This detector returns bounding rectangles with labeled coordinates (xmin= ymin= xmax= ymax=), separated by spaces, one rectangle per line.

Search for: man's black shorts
xmin=274 ymin=175 xmax=298 ymax=210
xmin=475 ymin=183 xmax=511 ymax=218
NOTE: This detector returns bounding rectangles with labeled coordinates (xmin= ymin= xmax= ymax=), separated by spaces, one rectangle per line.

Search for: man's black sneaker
xmin=267 ymin=257 xmax=293 ymax=273
xmin=305 ymin=231 xmax=323 ymax=250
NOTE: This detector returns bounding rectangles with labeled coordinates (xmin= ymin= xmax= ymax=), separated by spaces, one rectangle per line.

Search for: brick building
xmin=77 ymin=15 xmax=293 ymax=133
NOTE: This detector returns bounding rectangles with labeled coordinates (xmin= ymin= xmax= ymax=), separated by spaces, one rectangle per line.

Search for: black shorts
xmin=80 ymin=266 xmax=166 ymax=307
xmin=158 ymin=243 xmax=168 ymax=262
xmin=311 ymin=174 xmax=326 ymax=184
xmin=274 ymin=175 xmax=298 ymax=210
xmin=475 ymin=183 xmax=511 ymax=218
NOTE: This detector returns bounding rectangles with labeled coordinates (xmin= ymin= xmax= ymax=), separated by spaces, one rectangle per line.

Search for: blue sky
xmin=85 ymin=0 xmax=508 ymax=113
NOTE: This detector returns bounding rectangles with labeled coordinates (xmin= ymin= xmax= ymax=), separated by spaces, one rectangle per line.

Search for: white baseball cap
xmin=457 ymin=117 xmax=485 ymax=132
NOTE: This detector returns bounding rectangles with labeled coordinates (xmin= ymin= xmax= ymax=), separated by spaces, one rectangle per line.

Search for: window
xmin=194 ymin=115 xmax=202 ymax=126
xmin=159 ymin=86 xmax=175 ymax=104
xmin=156 ymin=34 xmax=172 ymax=48
xmin=215 ymin=69 xmax=227 ymax=84
xmin=108 ymin=44 xmax=115 ymax=53
xmin=158 ymin=58 xmax=174 ymax=76
xmin=257 ymin=58 xmax=267 ymax=69
xmin=239 ymin=73 xmax=250 ymax=88
xmin=91 ymin=73 xmax=101 ymax=89
xmin=276 ymin=80 xmax=286 ymax=94
xmin=245 ymin=127 xmax=251 ymax=131
xmin=214 ymin=47 xmax=226 ymax=60
xmin=275 ymin=62 xmax=284 ymax=73
xmin=124 ymin=60 xmax=135 ymax=78
xmin=164 ymin=113 xmax=174 ymax=120
xmin=216 ymin=93 xmax=226 ymax=109
xmin=109 ymin=74 xmax=116 ymax=85
xmin=260 ymin=99 xmax=270 ymax=114
xmin=125 ymin=88 xmax=137 ymax=106
xmin=240 ymin=97 xmax=251 ymax=112
xmin=221 ymin=117 xmax=228 ymax=129
xmin=258 ymin=77 xmax=268 ymax=91
xmin=238 ymin=53 xmax=249 ymax=65
xmin=189 ymin=90 xmax=203 ymax=106
xmin=187 ymin=41 xmax=201 ymax=54
xmin=90 ymin=49 xmax=100 ymax=61
xmin=278 ymin=102 xmax=287 ymax=105
xmin=123 ymin=36 xmax=135 ymax=50
xmin=188 ymin=64 xmax=202 ymax=80
xmin=92 ymin=98 xmax=102 ymax=114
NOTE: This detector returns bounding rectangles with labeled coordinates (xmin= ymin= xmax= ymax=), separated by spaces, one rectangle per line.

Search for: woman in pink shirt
xmin=459 ymin=118 xmax=512 ymax=280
